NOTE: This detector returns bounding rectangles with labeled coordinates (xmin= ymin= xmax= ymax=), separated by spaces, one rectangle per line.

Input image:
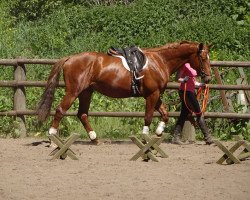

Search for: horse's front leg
xmin=143 ymin=91 xmax=160 ymax=134
xmin=49 ymin=93 xmax=77 ymax=134
xmin=155 ymin=98 xmax=169 ymax=136
xmin=48 ymin=92 xmax=77 ymax=147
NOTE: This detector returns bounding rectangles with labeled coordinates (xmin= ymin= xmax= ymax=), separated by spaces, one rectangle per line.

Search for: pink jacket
xmin=178 ymin=63 xmax=197 ymax=92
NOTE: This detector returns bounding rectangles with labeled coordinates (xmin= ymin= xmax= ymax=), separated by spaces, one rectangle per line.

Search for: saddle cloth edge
xmin=112 ymin=54 xmax=148 ymax=72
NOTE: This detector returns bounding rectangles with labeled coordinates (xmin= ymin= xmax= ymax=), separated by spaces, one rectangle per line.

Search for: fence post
xmin=213 ymin=67 xmax=234 ymax=112
xmin=14 ymin=63 xmax=27 ymax=137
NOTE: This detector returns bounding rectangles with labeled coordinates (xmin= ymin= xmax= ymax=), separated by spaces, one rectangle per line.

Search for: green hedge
xmin=0 ymin=0 xmax=249 ymax=140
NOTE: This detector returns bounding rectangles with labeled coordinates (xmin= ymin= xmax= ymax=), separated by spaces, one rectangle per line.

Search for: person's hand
xmin=199 ymin=82 xmax=206 ymax=88
xmin=183 ymin=76 xmax=189 ymax=83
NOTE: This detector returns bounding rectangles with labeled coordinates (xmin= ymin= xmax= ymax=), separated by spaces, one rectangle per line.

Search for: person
xmin=172 ymin=63 xmax=213 ymax=145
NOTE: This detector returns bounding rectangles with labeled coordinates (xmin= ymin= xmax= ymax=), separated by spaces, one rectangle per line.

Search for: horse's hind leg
xmin=155 ymin=98 xmax=169 ymax=136
xmin=77 ymin=89 xmax=100 ymax=145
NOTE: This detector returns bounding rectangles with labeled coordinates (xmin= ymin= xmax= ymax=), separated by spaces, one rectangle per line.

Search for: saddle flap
xmin=107 ymin=45 xmax=148 ymax=96
xmin=107 ymin=45 xmax=147 ymax=72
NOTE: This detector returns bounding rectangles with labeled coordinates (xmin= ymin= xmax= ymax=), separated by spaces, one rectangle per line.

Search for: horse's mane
xmin=144 ymin=41 xmax=198 ymax=52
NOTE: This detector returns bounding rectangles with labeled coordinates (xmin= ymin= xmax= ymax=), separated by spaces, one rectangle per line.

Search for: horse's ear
xmin=198 ymin=43 xmax=204 ymax=51
xmin=208 ymin=44 xmax=214 ymax=49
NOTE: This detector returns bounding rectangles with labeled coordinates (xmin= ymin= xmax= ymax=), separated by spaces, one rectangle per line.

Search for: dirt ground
xmin=0 ymin=137 xmax=249 ymax=200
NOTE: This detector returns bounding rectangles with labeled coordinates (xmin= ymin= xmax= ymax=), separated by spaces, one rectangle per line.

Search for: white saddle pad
xmin=113 ymin=55 xmax=148 ymax=72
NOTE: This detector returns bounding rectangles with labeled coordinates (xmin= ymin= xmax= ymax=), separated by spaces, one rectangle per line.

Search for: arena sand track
xmin=0 ymin=137 xmax=249 ymax=200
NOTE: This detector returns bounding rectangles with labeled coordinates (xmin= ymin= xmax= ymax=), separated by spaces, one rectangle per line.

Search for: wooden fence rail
xmin=1 ymin=81 xmax=250 ymax=90
xmin=1 ymin=59 xmax=250 ymax=137
xmin=1 ymin=110 xmax=250 ymax=119
xmin=1 ymin=59 xmax=250 ymax=67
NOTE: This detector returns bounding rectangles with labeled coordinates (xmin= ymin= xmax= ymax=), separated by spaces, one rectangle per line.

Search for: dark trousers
xmin=175 ymin=90 xmax=201 ymax=128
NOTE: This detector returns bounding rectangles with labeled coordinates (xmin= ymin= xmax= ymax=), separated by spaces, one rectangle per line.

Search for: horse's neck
xmin=160 ymin=54 xmax=189 ymax=76
xmin=159 ymin=46 xmax=196 ymax=75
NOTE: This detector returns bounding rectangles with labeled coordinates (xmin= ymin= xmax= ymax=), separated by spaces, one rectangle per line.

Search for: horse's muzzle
xmin=202 ymin=75 xmax=211 ymax=84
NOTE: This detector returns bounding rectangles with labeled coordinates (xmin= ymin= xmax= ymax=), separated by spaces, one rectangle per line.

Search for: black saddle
xmin=108 ymin=45 xmax=146 ymax=73
xmin=108 ymin=45 xmax=147 ymax=96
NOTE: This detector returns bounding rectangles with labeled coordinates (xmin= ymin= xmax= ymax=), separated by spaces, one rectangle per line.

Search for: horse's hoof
xmin=156 ymin=133 xmax=162 ymax=137
xmin=48 ymin=141 xmax=57 ymax=149
xmin=60 ymin=154 xmax=67 ymax=160
xmin=143 ymin=158 xmax=150 ymax=162
xmin=91 ymin=138 xmax=102 ymax=145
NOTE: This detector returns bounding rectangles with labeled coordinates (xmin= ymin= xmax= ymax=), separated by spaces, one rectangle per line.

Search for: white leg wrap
xmin=156 ymin=121 xmax=165 ymax=136
xmin=89 ymin=131 xmax=97 ymax=140
xmin=142 ymin=126 xmax=149 ymax=134
xmin=48 ymin=127 xmax=57 ymax=135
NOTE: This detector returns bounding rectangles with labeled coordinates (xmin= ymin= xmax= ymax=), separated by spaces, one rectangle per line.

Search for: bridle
xmin=197 ymin=49 xmax=210 ymax=79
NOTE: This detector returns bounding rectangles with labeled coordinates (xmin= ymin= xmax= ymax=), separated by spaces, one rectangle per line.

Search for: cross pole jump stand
xmin=214 ymin=135 xmax=250 ymax=165
xmin=48 ymin=133 xmax=80 ymax=160
xmin=129 ymin=133 xmax=170 ymax=162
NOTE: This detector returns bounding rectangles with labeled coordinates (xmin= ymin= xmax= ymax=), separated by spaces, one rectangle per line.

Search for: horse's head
xmin=189 ymin=43 xmax=212 ymax=83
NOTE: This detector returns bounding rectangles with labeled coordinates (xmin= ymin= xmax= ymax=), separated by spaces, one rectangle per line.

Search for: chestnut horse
xmin=37 ymin=41 xmax=212 ymax=144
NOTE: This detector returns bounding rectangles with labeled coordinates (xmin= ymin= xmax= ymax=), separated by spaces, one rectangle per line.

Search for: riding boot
xmin=197 ymin=117 xmax=213 ymax=145
xmin=172 ymin=124 xmax=184 ymax=145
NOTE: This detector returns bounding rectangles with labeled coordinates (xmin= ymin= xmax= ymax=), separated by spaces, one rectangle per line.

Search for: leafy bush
xmin=0 ymin=0 xmax=249 ymax=140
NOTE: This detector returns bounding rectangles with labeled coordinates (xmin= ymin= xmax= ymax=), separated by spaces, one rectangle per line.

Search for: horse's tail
xmin=37 ymin=57 xmax=69 ymax=122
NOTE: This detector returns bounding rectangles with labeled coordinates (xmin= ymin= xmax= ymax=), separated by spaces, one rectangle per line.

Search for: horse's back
xmin=61 ymin=51 xmax=132 ymax=97
xmin=64 ymin=51 xmax=122 ymax=70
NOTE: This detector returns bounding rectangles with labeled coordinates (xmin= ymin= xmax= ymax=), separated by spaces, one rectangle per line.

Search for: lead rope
xmin=183 ymin=83 xmax=209 ymax=115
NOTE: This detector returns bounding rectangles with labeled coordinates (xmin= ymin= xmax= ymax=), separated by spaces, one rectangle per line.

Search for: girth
xmin=108 ymin=45 xmax=146 ymax=96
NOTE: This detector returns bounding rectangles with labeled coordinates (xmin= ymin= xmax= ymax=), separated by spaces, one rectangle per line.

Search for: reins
xmin=183 ymin=83 xmax=209 ymax=114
